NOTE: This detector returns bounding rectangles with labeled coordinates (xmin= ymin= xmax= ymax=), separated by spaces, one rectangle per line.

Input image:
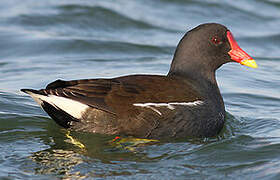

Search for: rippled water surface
xmin=1 ymin=0 xmax=280 ymax=179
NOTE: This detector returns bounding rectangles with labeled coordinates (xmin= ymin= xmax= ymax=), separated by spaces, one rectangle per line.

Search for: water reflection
xmin=29 ymin=120 xmax=160 ymax=179
xmin=31 ymin=149 xmax=86 ymax=179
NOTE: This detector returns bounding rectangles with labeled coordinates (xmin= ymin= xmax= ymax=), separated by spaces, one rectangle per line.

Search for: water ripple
xmin=0 ymin=0 xmax=280 ymax=179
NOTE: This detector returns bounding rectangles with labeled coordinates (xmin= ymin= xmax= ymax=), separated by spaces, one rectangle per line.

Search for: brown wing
xmin=39 ymin=75 xmax=201 ymax=115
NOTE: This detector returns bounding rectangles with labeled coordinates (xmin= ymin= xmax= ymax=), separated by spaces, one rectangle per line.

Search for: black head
xmin=168 ymin=23 xmax=256 ymax=78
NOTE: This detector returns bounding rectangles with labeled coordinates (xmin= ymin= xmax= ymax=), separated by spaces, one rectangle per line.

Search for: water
xmin=0 ymin=0 xmax=280 ymax=179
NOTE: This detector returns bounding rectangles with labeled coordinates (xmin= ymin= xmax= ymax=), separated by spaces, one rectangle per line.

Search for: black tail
xmin=41 ymin=101 xmax=79 ymax=128
xmin=21 ymin=88 xmax=79 ymax=128
xmin=21 ymin=88 xmax=47 ymax=95
xmin=21 ymin=88 xmax=38 ymax=94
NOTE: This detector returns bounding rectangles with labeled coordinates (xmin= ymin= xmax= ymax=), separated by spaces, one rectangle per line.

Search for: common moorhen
xmin=21 ymin=23 xmax=257 ymax=139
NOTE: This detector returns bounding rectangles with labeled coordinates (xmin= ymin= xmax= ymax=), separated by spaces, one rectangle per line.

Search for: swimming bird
xmin=21 ymin=23 xmax=257 ymax=139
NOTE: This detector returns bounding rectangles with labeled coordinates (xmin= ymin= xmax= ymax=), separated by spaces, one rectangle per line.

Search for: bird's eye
xmin=211 ymin=36 xmax=221 ymax=45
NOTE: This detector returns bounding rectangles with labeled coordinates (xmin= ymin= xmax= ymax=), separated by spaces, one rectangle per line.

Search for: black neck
xmin=167 ymin=57 xmax=224 ymax=110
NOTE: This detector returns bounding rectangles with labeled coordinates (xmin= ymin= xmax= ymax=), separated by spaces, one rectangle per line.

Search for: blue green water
xmin=0 ymin=0 xmax=280 ymax=179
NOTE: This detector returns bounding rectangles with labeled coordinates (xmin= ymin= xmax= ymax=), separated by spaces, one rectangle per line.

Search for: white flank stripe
xmin=133 ymin=100 xmax=204 ymax=115
xmin=28 ymin=93 xmax=88 ymax=119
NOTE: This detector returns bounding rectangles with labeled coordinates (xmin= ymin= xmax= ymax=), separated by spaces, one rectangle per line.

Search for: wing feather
xmin=38 ymin=75 xmax=201 ymax=116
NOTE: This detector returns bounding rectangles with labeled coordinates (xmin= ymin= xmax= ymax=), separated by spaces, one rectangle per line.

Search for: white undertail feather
xmin=26 ymin=92 xmax=89 ymax=119
xmin=133 ymin=101 xmax=204 ymax=115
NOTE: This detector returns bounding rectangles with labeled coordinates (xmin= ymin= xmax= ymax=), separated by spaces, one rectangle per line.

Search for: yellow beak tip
xmin=240 ymin=59 xmax=258 ymax=69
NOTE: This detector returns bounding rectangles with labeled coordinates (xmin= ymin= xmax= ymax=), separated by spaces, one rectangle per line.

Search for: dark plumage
xmin=21 ymin=23 xmax=257 ymax=139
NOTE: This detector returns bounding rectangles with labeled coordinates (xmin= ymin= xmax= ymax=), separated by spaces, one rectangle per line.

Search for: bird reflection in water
xmin=29 ymin=130 xmax=87 ymax=179
xmin=31 ymin=149 xmax=86 ymax=179
xmin=29 ymin=127 xmax=158 ymax=179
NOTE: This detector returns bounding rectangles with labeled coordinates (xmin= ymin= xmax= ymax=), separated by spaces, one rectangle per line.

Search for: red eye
xmin=211 ymin=36 xmax=221 ymax=44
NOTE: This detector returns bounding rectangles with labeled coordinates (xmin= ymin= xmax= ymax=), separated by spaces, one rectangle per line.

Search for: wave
xmin=7 ymin=5 xmax=174 ymax=32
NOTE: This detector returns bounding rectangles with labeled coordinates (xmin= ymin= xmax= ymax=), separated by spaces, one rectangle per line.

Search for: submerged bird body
xmin=21 ymin=23 xmax=257 ymax=139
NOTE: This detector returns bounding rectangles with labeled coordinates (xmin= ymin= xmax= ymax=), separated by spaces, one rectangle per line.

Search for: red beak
xmin=227 ymin=31 xmax=257 ymax=68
